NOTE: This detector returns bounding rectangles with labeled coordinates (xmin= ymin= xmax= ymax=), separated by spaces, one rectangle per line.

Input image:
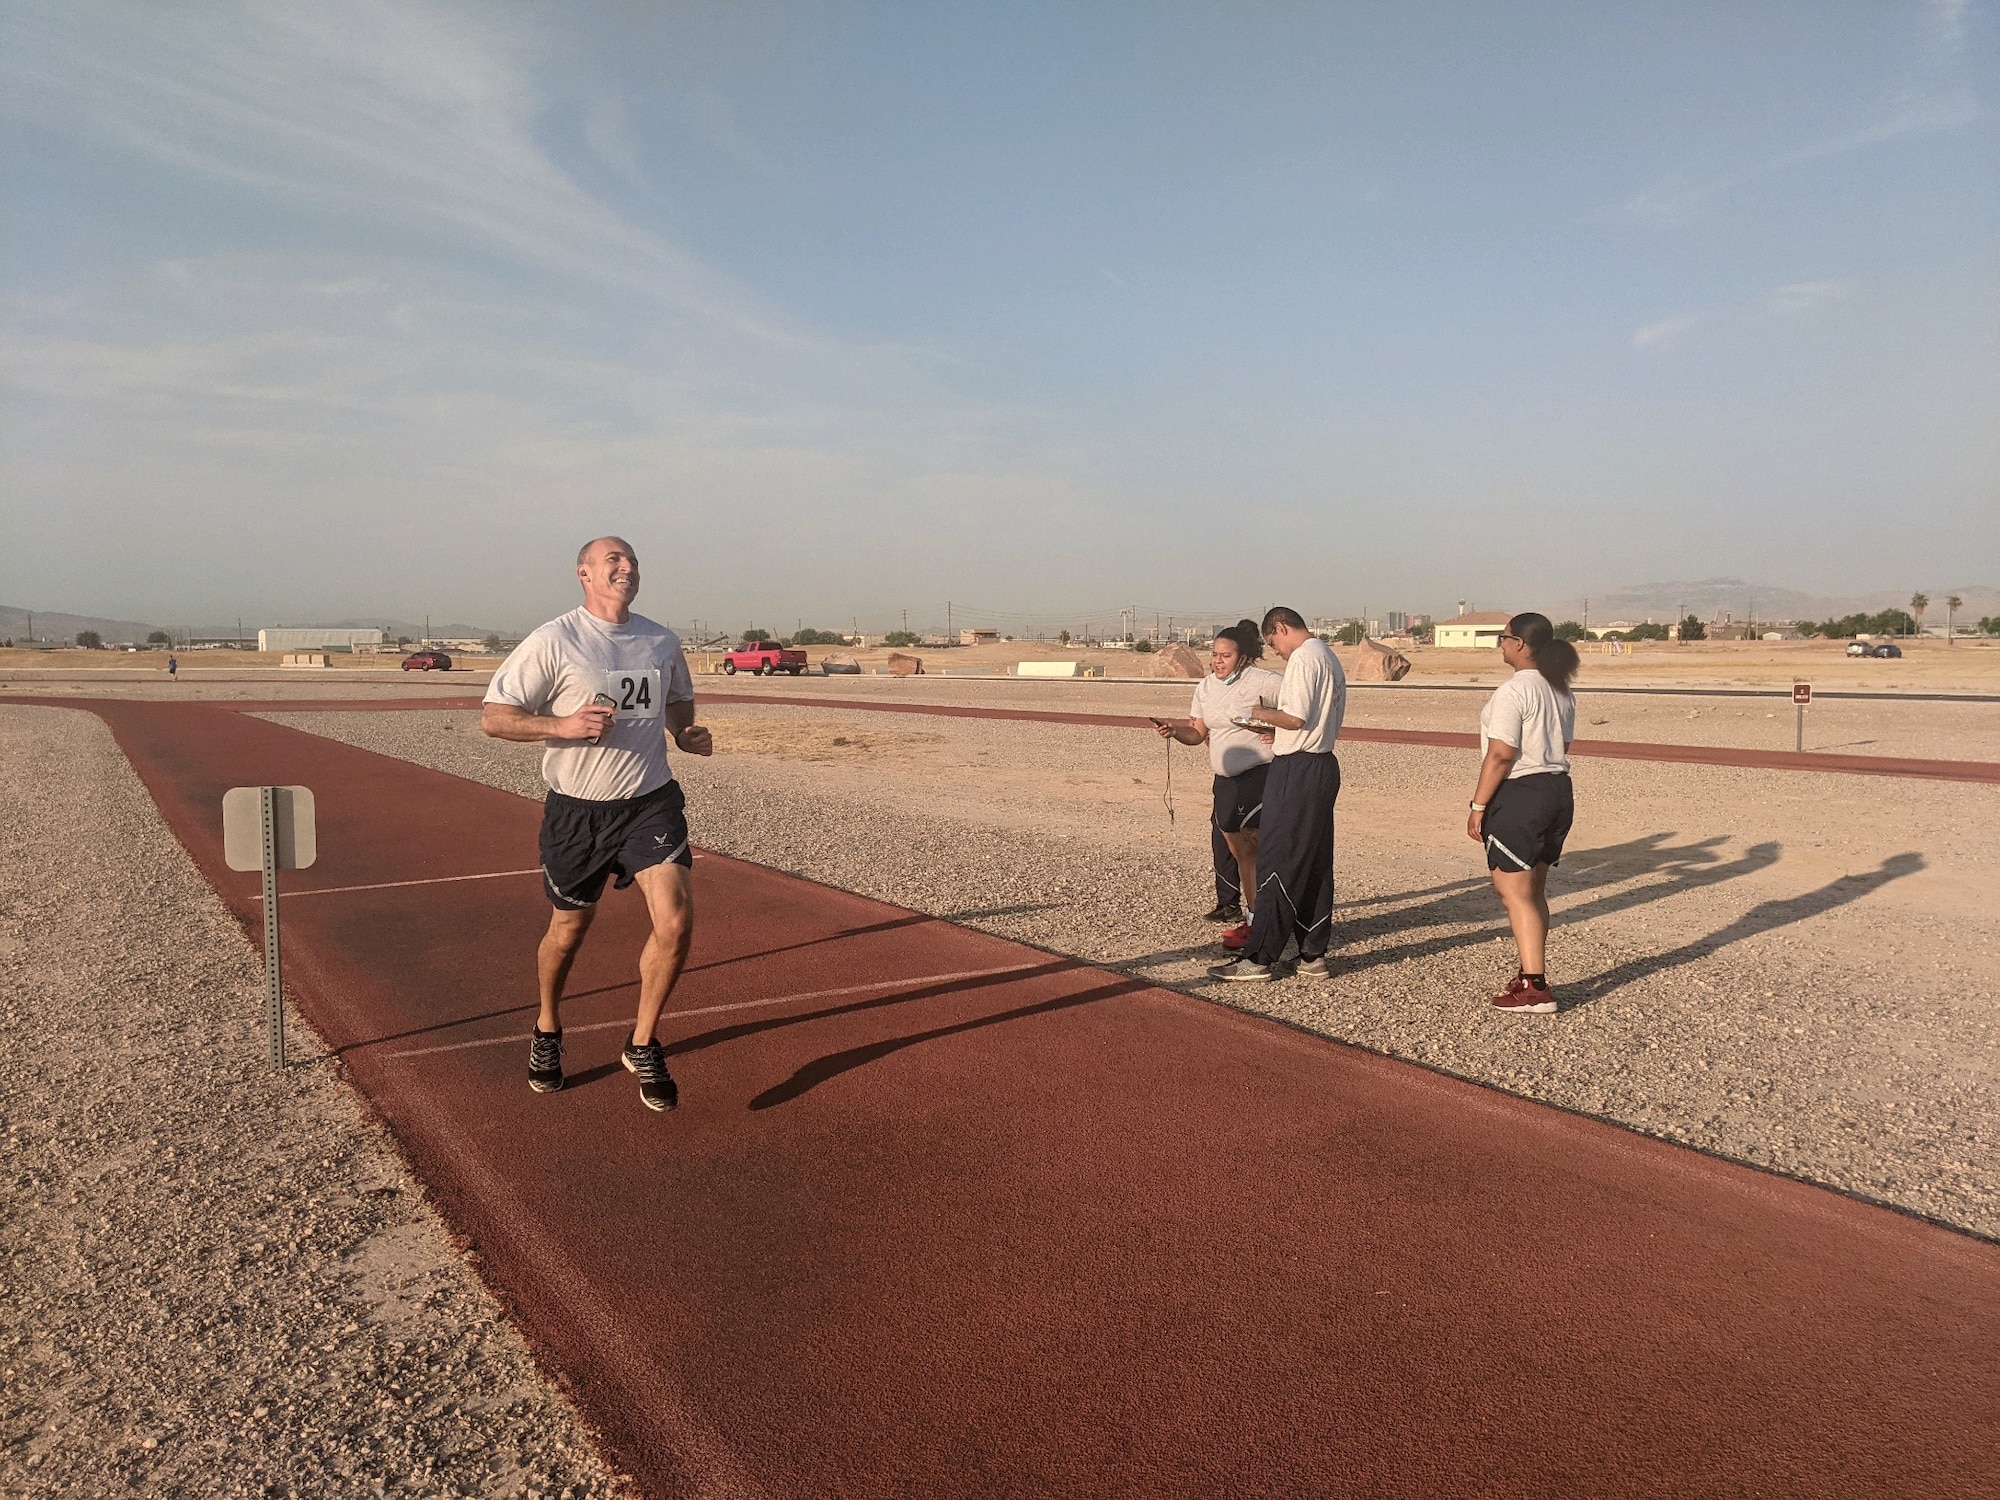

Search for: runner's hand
xmin=1466 ymin=808 xmax=1484 ymax=842
xmin=674 ymin=724 xmax=714 ymax=756
xmin=554 ymin=705 xmax=613 ymax=741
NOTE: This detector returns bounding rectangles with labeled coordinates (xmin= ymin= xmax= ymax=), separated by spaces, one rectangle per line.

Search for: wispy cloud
xmin=1631 ymin=313 xmax=1707 ymax=349
xmin=0 ymin=1 xmax=801 ymax=345
xmin=1633 ymin=275 xmax=1860 ymax=350
xmin=1766 ymin=278 xmax=1855 ymax=314
xmin=1621 ymin=97 xmax=1976 ymax=226
xmin=1620 ymin=1 xmax=1977 ymax=227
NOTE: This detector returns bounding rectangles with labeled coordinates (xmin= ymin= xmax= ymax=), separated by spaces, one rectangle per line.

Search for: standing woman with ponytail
xmin=1466 ymin=612 xmax=1579 ymax=1013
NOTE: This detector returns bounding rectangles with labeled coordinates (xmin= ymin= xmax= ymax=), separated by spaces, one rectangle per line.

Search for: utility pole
xmin=947 ymin=601 xmax=952 ymax=641
xmin=1582 ymin=598 xmax=1589 ymax=635
xmin=902 ymin=607 xmax=908 ymax=636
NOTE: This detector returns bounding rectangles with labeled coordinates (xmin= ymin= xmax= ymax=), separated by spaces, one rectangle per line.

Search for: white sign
xmin=222 ymin=786 xmax=318 ymax=872
xmin=603 ymin=669 xmax=662 ymax=719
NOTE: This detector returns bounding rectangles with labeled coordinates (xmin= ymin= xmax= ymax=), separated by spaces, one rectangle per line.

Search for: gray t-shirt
xmin=484 ymin=608 xmax=695 ymax=801
xmin=1273 ymin=638 xmax=1347 ymax=756
xmin=1480 ymin=667 xmax=1575 ymax=777
xmin=1190 ymin=666 xmax=1284 ymax=776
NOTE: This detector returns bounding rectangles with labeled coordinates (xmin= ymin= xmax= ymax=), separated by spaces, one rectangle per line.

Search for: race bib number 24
xmin=604 ymin=669 xmax=662 ymax=719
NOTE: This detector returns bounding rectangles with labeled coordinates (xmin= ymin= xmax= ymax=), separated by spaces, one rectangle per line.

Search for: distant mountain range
xmin=0 ymin=607 xmax=499 ymax=645
xmin=1548 ymin=579 xmax=1998 ymax=626
xmin=0 ymin=605 xmax=165 ymax=645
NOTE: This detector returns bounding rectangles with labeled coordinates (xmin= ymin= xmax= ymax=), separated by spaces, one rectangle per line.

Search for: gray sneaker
xmin=1207 ymin=958 xmax=1279 ymax=982
xmin=527 ymin=1027 xmax=564 ymax=1093
xmin=1293 ymin=956 xmax=1332 ymax=978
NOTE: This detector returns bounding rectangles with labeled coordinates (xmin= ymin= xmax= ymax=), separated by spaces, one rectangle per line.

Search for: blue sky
xmin=2 ymin=2 xmax=1993 ymax=634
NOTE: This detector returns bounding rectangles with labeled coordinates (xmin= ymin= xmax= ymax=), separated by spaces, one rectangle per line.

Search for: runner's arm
xmin=482 ymin=701 xmax=610 ymax=743
xmin=665 ymin=697 xmax=713 ymax=756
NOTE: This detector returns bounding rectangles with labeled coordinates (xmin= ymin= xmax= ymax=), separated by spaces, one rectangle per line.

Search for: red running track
xmin=45 ymin=699 xmax=2000 ymax=1496
xmin=155 ymin=690 xmax=2000 ymax=785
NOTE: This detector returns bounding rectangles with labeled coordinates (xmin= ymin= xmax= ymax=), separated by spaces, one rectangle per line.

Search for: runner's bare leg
xmin=537 ymin=905 xmax=595 ymax=1032
xmin=630 ymin=863 xmax=695 ymax=1045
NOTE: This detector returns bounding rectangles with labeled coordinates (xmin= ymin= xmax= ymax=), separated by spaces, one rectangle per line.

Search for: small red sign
xmin=1792 ymin=682 xmax=1812 ymax=706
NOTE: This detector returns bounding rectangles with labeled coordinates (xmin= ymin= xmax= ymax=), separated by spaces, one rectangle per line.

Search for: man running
xmin=482 ymin=536 xmax=712 ymax=1111
xmin=1207 ymin=606 xmax=1346 ymax=982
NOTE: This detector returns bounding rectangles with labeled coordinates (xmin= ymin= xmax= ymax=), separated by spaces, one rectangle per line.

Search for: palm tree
xmin=1910 ymin=593 xmax=1928 ymax=638
xmin=1946 ymin=595 xmax=1963 ymax=645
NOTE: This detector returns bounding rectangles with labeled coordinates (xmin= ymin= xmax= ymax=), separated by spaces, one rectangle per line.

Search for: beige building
xmin=1432 ymin=610 xmax=1512 ymax=649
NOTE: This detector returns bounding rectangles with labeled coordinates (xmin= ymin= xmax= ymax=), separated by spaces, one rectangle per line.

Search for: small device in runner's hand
xmin=588 ymin=691 xmax=616 ymax=743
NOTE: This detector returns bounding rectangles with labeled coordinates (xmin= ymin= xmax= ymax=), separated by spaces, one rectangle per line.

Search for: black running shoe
xmin=621 ymin=1036 xmax=679 ymax=1112
xmin=1202 ymin=902 xmax=1243 ymax=923
xmin=528 ymin=1027 xmax=564 ymax=1093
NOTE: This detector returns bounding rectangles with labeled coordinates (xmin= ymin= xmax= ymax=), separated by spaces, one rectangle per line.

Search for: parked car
xmin=720 ymin=640 xmax=809 ymax=676
xmin=1871 ymin=642 xmax=1902 ymax=659
xmin=1846 ymin=640 xmax=1872 ymax=656
xmin=401 ymin=649 xmax=453 ymax=671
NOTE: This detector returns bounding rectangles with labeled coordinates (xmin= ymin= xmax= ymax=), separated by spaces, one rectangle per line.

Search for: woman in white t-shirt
xmin=1155 ymin=620 xmax=1283 ymax=944
xmin=1466 ymin=612 xmax=1579 ymax=1014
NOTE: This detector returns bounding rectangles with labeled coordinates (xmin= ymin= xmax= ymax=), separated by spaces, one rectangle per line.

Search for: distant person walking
xmin=482 ymin=536 xmax=712 ymax=1110
xmin=166 ymin=653 xmax=178 ymax=681
xmin=1154 ymin=620 xmax=1283 ymax=943
xmin=1467 ymin=612 xmax=1578 ymax=1013
xmin=1209 ymin=607 xmax=1347 ymax=982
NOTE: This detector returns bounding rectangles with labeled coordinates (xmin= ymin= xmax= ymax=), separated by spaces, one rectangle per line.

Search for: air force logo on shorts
xmin=539 ymin=779 xmax=691 ymax=908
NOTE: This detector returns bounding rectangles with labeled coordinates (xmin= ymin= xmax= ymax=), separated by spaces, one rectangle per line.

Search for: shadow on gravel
xmin=1558 ymin=852 xmax=1925 ymax=1011
xmin=1115 ymin=833 xmax=1789 ymax=980
xmin=1327 ymin=834 xmax=1786 ymax=982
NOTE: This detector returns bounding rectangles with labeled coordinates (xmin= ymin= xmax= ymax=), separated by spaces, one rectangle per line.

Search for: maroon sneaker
xmin=1489 ymin=975 xmax=1556 ymax=1014
xmin=1221 ymin=923 xmax=1251 ymax=951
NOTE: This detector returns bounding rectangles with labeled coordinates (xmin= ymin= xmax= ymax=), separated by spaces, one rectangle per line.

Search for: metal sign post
xmin=1792 ymin=682 xmax=1811 ymax=752
xmin=223 ymin=786 xmax=317 ymax=1068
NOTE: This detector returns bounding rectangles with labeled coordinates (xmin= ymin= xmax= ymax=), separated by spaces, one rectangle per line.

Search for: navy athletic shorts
xmin=1212 ymin=761 xmax=1270 ymax=835
xmin=539 ymin=779 xmax=691 ymax=909
xmin=1483 ymin=771 xmax=1574 ymax=872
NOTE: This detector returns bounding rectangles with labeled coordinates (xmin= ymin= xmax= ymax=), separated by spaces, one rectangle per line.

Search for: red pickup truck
xmin=720 ymin=641 xmax=809 ymax=676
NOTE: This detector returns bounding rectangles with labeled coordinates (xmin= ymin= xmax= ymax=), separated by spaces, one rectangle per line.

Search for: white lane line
xmin=278 ymin=868 xmax=543 ymax=899
xmin=382 ymin=961 xmax=1056 ymax=1061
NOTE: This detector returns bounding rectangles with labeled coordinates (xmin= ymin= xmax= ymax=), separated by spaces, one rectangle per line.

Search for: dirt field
xmin=8 ymin=634 xmax=1997 ymax=692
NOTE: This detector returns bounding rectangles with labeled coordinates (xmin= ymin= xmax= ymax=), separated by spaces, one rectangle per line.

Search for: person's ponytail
xmin=1509 ymin=612 xmax=1578 ymax=695
xmin=1218 ymin=618 xmax=1265 ymax=664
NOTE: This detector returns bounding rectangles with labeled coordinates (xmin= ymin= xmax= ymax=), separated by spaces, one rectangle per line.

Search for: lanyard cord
xmin=1164 ymin=733 xmax=1175 ymax=826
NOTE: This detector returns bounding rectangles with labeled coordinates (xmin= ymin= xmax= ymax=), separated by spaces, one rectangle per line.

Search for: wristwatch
xmin=1468 ymin=800 xmax=1487 ymax=811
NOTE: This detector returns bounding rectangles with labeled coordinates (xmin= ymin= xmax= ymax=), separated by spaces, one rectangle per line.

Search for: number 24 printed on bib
xmin=604 ymin=669 xmax=662 ymax=719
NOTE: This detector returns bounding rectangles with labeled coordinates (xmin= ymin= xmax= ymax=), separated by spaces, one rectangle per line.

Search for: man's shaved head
xmin=577 ymin=535 xmax=636 ymax=567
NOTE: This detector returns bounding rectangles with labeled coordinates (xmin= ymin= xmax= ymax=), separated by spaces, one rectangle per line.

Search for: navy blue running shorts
xmin=1483 ymin=771 xmax=1574 ymax=872
xmin=1212 ymin=761 xmax=1270 ymax=835
xmin=539 ymin=779 xmax=691 ymax=909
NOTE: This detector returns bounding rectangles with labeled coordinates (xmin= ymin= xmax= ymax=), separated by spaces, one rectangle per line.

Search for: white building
xmin=257 ymin=628 xmax=384 ymax=653
xmin=1432 ymin=611 xmax=1511 ymax=649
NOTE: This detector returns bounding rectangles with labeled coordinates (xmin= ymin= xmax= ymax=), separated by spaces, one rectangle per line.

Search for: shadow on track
xmin=747 ymin=976 xmax=1148 ymax=1110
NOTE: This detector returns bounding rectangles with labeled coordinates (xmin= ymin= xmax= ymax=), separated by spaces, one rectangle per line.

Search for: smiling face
xmin=577 ymin=536 xmax=640 ymax=621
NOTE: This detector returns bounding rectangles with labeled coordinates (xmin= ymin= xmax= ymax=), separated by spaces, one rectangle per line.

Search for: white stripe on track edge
xmin=382 ymin=961 xmax=1053 ymax=1061
xmin=278 ymin=867 xmax=543 ymax=899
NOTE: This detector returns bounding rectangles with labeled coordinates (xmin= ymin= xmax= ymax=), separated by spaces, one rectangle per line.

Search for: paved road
xmin=47 ymin=697 xmax=2000 ymax=1496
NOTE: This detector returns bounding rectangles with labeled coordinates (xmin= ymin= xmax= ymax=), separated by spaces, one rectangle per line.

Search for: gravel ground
xmin=1 ymin=707 xmax=628 ymax=1499
xmin=266 ymin=702 xmax=2000 ymax=1242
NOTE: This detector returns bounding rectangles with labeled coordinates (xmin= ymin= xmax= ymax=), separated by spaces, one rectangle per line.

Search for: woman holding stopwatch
xmin=1154 ymin=620 xmax=1283 ymax=949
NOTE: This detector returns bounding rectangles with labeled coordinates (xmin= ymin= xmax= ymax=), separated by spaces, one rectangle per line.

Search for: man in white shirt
xmin=482 ymin=536 xmax=713 ymax=1111
xmin=1209 ymin=606 xmax=1347 ymax=982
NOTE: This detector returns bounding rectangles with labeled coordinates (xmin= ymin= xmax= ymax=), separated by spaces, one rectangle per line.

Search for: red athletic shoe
xmin=1489 ymin=975 xmax=1556 ymax=1014
xmin=1221 ymin=923 xmax=1251 ymax=951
